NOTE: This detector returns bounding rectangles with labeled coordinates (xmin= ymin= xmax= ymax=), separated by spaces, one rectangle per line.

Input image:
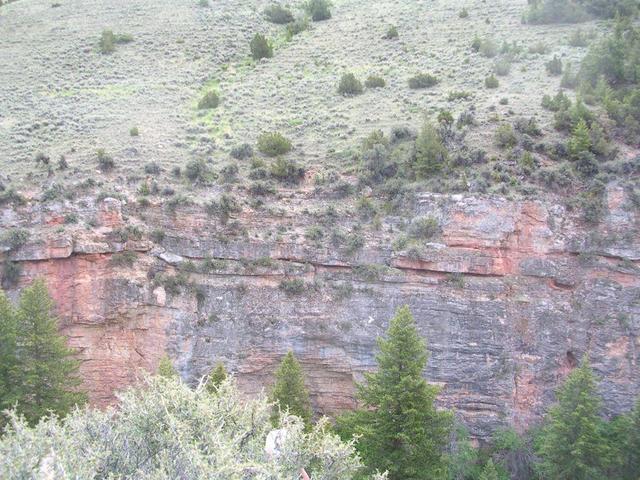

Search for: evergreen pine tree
xmin=11 ymin=280 xmax=86 ymax=424
xmin=478 ymin=459 xmax=500 ymax=480
xmin=337 ymin=306 xmax=453 ymax=480
xmin=269 ymin=351 xmax=312 ymax=427
xmin=568 ymin=118 xmax=592 ymax=159
xmin=535 ymin=356 xmax=609 ymax=479
xmin=413 ymin=122 xmax=448 ymax=177
xmin=157 ymin=354 xmax=179 ymax=379
xmin=0 ymin=290 xmax=18 ymax=418
xmin=206 ymin=361 xmax=228 ymax=394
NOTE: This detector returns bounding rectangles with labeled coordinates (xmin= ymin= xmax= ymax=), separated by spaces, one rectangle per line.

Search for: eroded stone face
xmin=2 ymin=186 xmax=639 ymax=439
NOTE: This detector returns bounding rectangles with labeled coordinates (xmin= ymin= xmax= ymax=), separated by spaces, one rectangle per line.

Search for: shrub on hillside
xmin=546 ymin=55 xmax=563 ymax=75
xmin=286 ymin=16 xmax=309 ymax=38
xmin=338 ymin=73 xmax=364 ymax=96
xmin=270 ymin=157 xmax=305 ymax=183
xmin=304 ymin=0 xmax=331 ymax=21
xmin=97 ymin=149 xmax=115 ymax=171
xmin=485 ymin=74 xmax=499 ymax=89
xmin=408 ymin=73 xmax=438 ymax=89
xmin=525 ymin=0 xmax=637 ymax=23
xmin=185 ymin=159 xmax=212 ymax=183
xmin=364 ymin=75 xmax=386 ymax=88
xmin=495 ymin=124 xmax=518 ymax=149
xmin=197 ymin=91 xmax=219 ymax=110
xmin=383 ymin=25 xmax=398 ymax=39
xmin=257 ymin=132 xmax=292 ymax=156
xmin=264 ymin=4 xmax=294 ymax=24
xmin=230 ymin=143 xmax=253 ymax=160
xmin=250 ymin=33 xmax=273 ymax=60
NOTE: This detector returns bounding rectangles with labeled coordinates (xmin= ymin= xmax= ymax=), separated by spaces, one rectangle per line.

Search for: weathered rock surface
xmin=2 ymin=185 xmax=639 ymax=439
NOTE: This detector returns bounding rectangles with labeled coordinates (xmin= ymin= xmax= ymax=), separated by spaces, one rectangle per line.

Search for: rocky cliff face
xmin=2 ymin=184 xmax=639 ymax=439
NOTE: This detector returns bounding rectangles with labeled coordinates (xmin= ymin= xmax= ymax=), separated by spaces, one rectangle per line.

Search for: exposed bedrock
xmin=2 ymin=185 xmax=639 ymax=439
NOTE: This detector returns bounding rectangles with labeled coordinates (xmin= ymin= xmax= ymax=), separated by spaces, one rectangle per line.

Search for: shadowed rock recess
xmin=2 ymin=186 xmax=638 ymax=438
xmin=1 ymin=0 xmax=639 ymax=441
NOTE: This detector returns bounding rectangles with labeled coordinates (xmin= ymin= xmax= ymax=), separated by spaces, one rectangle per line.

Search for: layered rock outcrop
xmin=2 ymin=185 xmax=639 ymax=438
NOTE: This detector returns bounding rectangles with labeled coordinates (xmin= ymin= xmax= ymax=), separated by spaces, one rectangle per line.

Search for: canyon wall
xmin=2 ymin=184 xmax=639 ymax=439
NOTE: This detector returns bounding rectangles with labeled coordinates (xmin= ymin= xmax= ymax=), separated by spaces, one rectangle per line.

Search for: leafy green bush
xmin=408 ymin=73 xmax=438 ymax=89
xmin=257 ymin=132 xmax=292 ymax=156
xmin=364 ymin=75 xmax=386 ymax=88
xmin=304 ymin=0 xmax=331 ymax=21
xmin=264 ymin=4 xmax=294 ymax=24
xmin=129 ymin=126 xmax=139 ymax=136
xmin=338 ymin=73 xmax=363 ymax=96
xmin=459 ymin=7 xmax=469 ymax=18
xmin=197 ymin=91 xmax=219 ymax=110
xmin=250 ymin=33 xmax=273 ymax=60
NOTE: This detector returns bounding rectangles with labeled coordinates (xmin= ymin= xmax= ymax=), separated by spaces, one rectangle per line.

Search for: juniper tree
xmin=205 ymin=361 xmax=228 ymax=394
xmin=337 ymin=306 xmax=453 ymax=480
xmin=535 ymin=356 xmax=609 ymax=479
xmin=9 ymin=280 xmax=86 ymax=425
xmin=269 ymin=350 xmax=312 ymax=427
